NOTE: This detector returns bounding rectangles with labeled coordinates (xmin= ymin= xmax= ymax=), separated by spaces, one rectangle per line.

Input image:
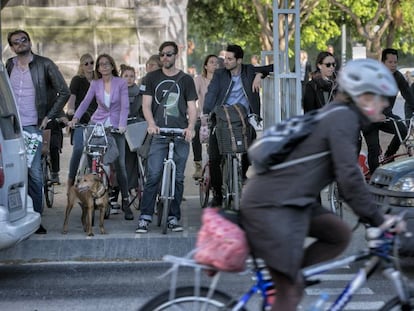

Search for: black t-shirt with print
xmin=143 ymin=69 xmax=197 ymax=128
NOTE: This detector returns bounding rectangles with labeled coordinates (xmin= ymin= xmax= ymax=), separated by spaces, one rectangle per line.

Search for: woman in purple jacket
xmin=70 ymin=54 xmax=134 ymax=221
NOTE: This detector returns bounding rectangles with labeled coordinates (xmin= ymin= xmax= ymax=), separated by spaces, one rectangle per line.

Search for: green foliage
xmin=188 ymin=0 xmax=414 ymax=68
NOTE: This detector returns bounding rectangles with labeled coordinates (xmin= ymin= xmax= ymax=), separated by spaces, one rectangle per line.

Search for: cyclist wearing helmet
xmin=240 ymin=59 xmax=404 ymax=311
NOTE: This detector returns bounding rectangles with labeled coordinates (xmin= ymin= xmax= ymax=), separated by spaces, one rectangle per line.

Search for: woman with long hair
xmin=66 ymin=53 xmax=97 ymax=193
xmin=303 ymin=51 xmax=337 ymax=113
xmin=70 ymin=54 xmax=134 ymax=221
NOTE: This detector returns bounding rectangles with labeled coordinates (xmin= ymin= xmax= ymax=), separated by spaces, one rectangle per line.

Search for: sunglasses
xmin=11 ymin=37 xmax=29 ymax=46
xmin=159 ymin=52 xmax=175 ymax=58
xmin=323 ymin=62 xmax=336 ymax=68
xmin=84 ymin=61 xmax=94 ymax=66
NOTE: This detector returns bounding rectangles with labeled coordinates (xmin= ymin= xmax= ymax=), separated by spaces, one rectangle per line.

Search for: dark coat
xmin=303 ymin=71 xmax=336 ymax=113
xmin=6 ymin=53 xmax=70 ymax=126
xmin=240 ymin=101 xmax=384 ymax=280
xmin=203 ymin=64 xmax=273 ymax=116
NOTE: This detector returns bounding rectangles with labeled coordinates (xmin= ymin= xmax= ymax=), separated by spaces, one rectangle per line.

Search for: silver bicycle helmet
xmin=337 ymin=58 xmax=398 ymax=97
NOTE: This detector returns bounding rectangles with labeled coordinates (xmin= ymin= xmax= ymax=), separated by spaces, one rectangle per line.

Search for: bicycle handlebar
xmin=158 ymin=127 xmax=185 ymax=136
xmin=73 ymin=123 xmax=122 ymax=133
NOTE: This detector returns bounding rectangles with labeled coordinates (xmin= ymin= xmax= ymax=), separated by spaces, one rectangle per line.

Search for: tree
xmin=188 ymin=0 xmax=414 ymax=66
xmin=329 ymin=0 xmax=414 ymax=59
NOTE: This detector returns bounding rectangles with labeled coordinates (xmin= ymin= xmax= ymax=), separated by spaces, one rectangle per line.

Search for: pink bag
xmin=194 ymin=208 xmax=250 ymax=272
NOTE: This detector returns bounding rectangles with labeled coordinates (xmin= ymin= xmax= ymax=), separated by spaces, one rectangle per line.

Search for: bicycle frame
xmin=302 ymin=231 xmax=411 ymax=310
xmin=160 ymin=139 xmax=176 ymax=201
xmin=162 ymin=255 xmax=274 ymax=311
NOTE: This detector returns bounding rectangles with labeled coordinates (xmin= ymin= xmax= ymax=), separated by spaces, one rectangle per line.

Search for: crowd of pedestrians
xmin=9 ymin=28 xmax=413 ymax=251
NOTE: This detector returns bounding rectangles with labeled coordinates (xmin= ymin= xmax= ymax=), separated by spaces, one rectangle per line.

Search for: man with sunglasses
xmin=6 ymin=29 xmax=70 ymax=234
xmin=135 ymin=41 xmax=197 ymax=233
xmin=362 ymin=48 xmax=414 ymax=174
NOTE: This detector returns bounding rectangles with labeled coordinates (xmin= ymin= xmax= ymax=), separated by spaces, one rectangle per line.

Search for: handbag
xmin=125 ymin=121 xmax=148 ymax=152
xmin=194 ymin=208 xmax=250 ymax=272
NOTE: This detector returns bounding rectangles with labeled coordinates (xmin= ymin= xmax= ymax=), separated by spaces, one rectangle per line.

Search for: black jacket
xmin=203 ymin=64 xmax=273 ymax=116
xmin=6 ymin=53 xmax=70 ymax=126
xmin=303 ymin=71 xmax=337 ymax=113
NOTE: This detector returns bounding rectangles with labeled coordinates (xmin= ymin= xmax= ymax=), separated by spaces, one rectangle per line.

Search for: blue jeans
xmin=24 ymin=126 xmax=43 ymax=214
xmin=68 ymin=126 xmax=84 ymax=180
xmin=139 ymin=135 xmax=189 ymax=222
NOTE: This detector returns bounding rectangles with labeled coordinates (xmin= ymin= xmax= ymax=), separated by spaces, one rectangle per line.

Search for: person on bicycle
xmin=69 ymin=54 xmax=134 ymax=221
xmin=362 ymin=48 xmax=414 ymax=174
xmin=240 ymin=59 xmax=404 ymax=311
xmin=135 ymin=41 xmax=198 ymax=233
xmin=202 ymin=44 xmax=273 ymax=206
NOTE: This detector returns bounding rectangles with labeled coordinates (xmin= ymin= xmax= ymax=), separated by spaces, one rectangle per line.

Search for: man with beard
xmin=203 ymin=44 xmax=273 ymax=206
xmin=135 ymin=41 xmax=197 ymax=233
xmin=6 ymin=29 xmax=70 ymax=234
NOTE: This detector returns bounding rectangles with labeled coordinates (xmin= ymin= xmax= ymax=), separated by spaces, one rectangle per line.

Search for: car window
xmin=0 ymin=68 xmax=21 ymax=139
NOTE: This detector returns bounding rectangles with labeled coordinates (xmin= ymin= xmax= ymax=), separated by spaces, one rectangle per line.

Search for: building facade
xmin=1 ymin=0 xmax=189 ymax=82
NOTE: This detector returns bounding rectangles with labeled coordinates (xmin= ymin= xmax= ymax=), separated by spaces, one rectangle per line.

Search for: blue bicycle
xmin=138 ymin=212 xmax=414 ymax=310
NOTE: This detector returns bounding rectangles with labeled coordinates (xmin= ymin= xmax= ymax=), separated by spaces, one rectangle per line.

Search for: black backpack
xmin=248 ymin=106 xmax=348 ymax=174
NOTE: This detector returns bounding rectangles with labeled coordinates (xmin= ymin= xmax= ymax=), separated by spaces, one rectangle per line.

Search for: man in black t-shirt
xmin=135 ymin=41 xmax=198 ymax=233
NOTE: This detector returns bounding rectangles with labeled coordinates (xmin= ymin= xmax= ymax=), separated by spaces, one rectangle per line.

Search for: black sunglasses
xmin=84 ymin=61 xmax=94 ymax=66
xmin=159 ymin=52 xmax=175 ymax=58
xmin=323 ymin=62 xmax=336 ymax=68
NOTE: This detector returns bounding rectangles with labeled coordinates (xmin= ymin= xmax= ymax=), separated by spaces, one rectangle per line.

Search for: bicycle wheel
xmin=138 ymin=286 xmax=243 ymax=311
xmin=379 ymin=295 xmax=414 ymax=310
xmin=232 ymin=156 xmax=242 ymax=210
xmin=222 ymin=155 xmax=232 ymax=209
xmin=160 ymin=165 xmax=172 ymax=235
xmin=131 ymin=170 xmax=145 ymax=210
xmin=156 ymin=195 xmax=163 ymax=227
xmin=328 ymin=182 xmax=343 ymax=218
xmin=43 ymin=156 xmax=54 ymax=208
xmin=100 ymin=169 xmax=111 ymax=220
xmin=199 ymin=161 xmax=210 ymax=208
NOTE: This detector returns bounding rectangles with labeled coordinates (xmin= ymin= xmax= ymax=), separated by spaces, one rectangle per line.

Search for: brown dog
xmin=62 ymin=173 xmax=108 ymax=236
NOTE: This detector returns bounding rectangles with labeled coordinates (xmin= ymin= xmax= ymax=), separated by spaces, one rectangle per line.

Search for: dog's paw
xmin=62 ymin=230 xmax=68 ymax=235
xmin=87 ymin=232 xmax=94 ymax=237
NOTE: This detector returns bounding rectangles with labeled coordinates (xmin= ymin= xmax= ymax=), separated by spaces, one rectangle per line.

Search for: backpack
xmin=248 ymin=106 xmax=348 ymax=174
xmin=215 ymin=103 xmax=252 ymax=154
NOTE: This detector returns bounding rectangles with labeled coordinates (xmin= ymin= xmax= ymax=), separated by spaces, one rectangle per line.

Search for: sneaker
xmin=110 ymin=202 xmax=121 ymax=215
xmin=209 ymin=196 xmax=223 ymax=207
xmin=50 ymin=172 xmax=60 ymax=185
xmin=167 ymin=218 xmax=183 ymax=232
xmin=135 ymin=219 xmax=149 ymax=233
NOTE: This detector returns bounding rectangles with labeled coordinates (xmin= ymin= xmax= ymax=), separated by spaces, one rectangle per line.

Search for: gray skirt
xmin=240 ymin=202 xmax=329 ymax=281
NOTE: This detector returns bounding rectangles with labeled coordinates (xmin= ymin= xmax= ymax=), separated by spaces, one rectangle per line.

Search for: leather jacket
xmin=6 ymin=53 xmax=70 ymax=126
xmin=203 ymin=64 xmax=273 ymax=116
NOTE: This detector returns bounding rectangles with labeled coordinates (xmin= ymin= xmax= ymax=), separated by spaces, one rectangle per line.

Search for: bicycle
xmin=155 ymin=127 xmax=185 ymax=234
xmin=124 ymin=117 xmax=148 ymax=211
xmin=138 ymin=212 xmax=414 ymax=311
xmin=196 ymin=141 xmax=211 ymax=208
xmin=221 ymin=152 xmax=243 ymax=210
xmin=41 ymin=129 xmax=54 ymax=208
xmin=128 ymin=151 xmax=146 ymax=210
xmin=76 ymin=123 xmax=118 ymax=220
xmin=328 ymin=116 xmax=414 ymax=217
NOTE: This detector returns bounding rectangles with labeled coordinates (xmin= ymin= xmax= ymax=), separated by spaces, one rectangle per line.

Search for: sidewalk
xmin=0 ymin=135 xmax=204 ymax=263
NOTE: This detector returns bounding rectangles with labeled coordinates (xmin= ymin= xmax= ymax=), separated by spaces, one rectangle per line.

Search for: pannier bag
xmin=215 ymin=103 xmax=250 ymax=154
xmin=194 ymin=208 xmax=250 ymax=272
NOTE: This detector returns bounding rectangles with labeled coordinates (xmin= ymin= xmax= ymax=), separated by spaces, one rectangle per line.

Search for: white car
xmin=0 ymin=61 xmax=40 ymax=250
